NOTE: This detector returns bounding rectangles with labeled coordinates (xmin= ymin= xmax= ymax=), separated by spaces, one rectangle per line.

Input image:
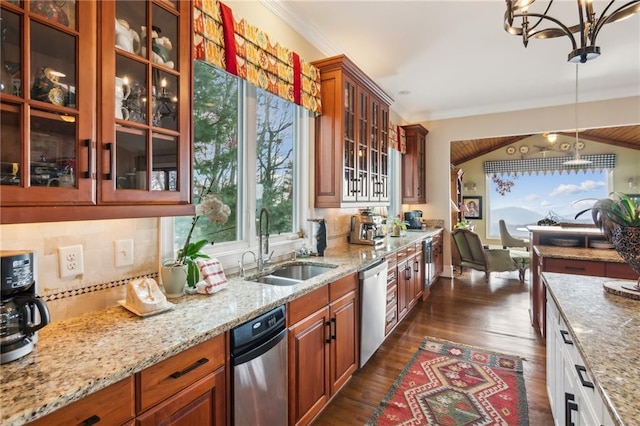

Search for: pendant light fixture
xmin=564 ymin=64 xmax=592 ymax=166
xmin=504 ymin=0 xmax=640 ymax=63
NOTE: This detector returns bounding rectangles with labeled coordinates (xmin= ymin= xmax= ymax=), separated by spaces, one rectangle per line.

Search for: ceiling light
xmin=564 ymin=64 xmax=591 ymax=166
xmin=504 ymin=0 xmax=640 ymax=63
xmin=545 ymin=133 xmax=557 ymax=144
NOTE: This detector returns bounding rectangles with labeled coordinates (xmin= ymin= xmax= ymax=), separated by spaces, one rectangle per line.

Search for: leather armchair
xmin=499 ymin=219 xmax=530 ymax=251
xmin=451 ymin=228 xmax=529 ymax=282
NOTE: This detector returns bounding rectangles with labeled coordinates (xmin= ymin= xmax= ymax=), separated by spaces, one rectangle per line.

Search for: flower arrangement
xmin=388 ymin=215 xmax=408 ymax=237
xmin=169 ymin=180 xmax=231 ymax=287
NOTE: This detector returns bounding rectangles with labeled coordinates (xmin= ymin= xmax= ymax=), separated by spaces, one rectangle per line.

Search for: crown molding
xmin=259 ymin=0 xmax=342 ymax=57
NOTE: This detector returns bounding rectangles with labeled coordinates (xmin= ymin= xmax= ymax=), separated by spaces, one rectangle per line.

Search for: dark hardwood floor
xmin=313 ymin=268 xmax=554 ymax=425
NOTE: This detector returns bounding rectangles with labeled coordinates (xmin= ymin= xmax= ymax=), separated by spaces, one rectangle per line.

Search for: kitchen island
xmin=0 ymin=230 xmax=440 ymax=425
xmin=544 ymin=272 xmax=639 ymax=426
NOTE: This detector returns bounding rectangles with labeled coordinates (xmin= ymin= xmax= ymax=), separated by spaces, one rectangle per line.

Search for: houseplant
xmin=162 ymin=180 xmax=231 ymax=295
xmin=574 ymin=192 xmax=640 ymax=289
xmin=388 ymin=215 xmax=408 ymax=237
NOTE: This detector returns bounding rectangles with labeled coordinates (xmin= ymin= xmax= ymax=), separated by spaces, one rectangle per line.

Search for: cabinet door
xmin=99 ymin=0 xmax=190 ymax=204
xmin=0 ymin=1 xmax=96 ymax=206
xmin=288 ymin=306 xmax=331 ymax=426
xmin=341 ymin=75 xmax=357 ymax=203
xmin=136 ymin=368 xmax=226 ymax=426
xmin=355 ymin=86 xmax=370 ymax=201
xmin=401 ymin=124 xmax=427 ymax=204
xmin=411 ymin=251 xmax=423 ymax=306
xmin=329 ymin=290 xmax=358 ymax=395
xmin=397 ymin=259 xmax=410 ymax=320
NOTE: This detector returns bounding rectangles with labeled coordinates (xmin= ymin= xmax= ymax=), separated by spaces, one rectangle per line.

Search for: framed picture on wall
xmin=462 ymin=196 xmax=482 ymax=220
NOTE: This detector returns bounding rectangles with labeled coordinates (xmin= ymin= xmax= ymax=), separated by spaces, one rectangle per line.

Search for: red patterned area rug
xmin=368 ymin=337 xmax=529 ymax=425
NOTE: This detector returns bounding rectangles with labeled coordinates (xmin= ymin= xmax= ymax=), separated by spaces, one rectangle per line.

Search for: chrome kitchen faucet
xmin=258 ymin=207 xmax=273 ymax=270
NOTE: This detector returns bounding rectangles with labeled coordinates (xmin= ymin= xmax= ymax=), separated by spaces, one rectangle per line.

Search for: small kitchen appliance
xmin=1 ymin=250 xmax=50 ymax=364
xmin=349 ymin=212 xmax=385 ymax=247
xmin=404 ymin=210 xmax=423 ymax=229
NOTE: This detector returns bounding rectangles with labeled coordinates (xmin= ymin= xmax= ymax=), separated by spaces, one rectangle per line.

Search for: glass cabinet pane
xmin=0 ymin=106 xmax=21 ymax=185
xmin=1 ymin=9 xmax=21 ymax=96
xmin=151 ymin=133 xmax=177 ymax=191
xmin=152 ymin=69 xmax=177 ymax=130
xmin=30 ymin=0 xmax=77 ymax=30
xmin=30 ymin=21 xmax=76 ymax=108
xmin=116 ymin=55 xmax=147 ymax=124
xmin=115 ymin=128 xmax=147 ymax=190
xmin=30 ymin=110 xmax=77 ymax=187
xmin=115 ymin=1 xmax=146 ymax=58
xmin=152 ymin=3 xmax=178 ymax=71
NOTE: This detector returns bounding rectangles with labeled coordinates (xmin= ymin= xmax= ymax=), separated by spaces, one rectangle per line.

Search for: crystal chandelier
xmin=504 ymin=0 xmax=640 ymax=63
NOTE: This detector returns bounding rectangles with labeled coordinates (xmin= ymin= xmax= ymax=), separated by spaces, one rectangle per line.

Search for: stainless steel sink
xmin=249 ymin=263 xmax=338 ymax=286
xmin=270 ymin=264 xmax=337 ymax=281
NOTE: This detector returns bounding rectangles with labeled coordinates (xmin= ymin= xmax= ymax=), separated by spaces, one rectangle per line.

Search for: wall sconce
xmin=464 ymin=181 xmax=477 ymax=192
xmin=628 ymin=176 xmax=638 ymax=189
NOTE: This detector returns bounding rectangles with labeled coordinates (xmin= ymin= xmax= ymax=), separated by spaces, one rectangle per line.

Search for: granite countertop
xmin=534 ymin=245 xmax=627 ymax=263
xmin=0 ymin=230 xmax=440 ymax=425
xmin=544 ymin=272 xmax=640 ymax=426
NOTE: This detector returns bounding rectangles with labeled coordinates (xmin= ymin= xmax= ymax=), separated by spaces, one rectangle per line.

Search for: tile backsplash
xmin=0 ymin=218 xmax=159 ymax=322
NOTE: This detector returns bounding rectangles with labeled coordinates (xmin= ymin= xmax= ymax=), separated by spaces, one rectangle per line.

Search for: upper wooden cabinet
xmin=401 ymin=124 xmax=428 ymax=204
xmin=312 ymin=55 xmax=393 ymax=208
xmin=0 ymin=0 xmax=193 ymax=224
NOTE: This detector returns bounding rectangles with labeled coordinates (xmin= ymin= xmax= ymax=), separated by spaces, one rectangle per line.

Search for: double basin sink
xmin=249 ymin=263 xmax=338 ymax=286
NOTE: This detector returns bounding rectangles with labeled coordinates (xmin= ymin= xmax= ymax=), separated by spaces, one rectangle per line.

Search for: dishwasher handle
xmin=359 ymin=260 xmax=388 ymax=281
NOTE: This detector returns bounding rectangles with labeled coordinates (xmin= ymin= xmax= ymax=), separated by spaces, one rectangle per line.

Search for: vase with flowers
xmin=162 ymin=179 xmax=231 ymax=296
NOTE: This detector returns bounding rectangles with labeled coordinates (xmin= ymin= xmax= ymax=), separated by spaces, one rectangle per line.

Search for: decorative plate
xmin=506 ymin=146 xmax=516 ymax=155
xmin=560 ymin=142 xmax=571 ymax=151
xmin=519 ymin=145 xmax=529 ymax=154
xmin=574 ymin=141 xmax=585 ymax=151
xmin=48 ymin=87 xmax=64 ymax=105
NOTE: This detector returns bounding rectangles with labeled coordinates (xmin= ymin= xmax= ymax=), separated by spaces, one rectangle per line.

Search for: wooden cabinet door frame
xmin=329 ymin=290 xmax=358 ymax=395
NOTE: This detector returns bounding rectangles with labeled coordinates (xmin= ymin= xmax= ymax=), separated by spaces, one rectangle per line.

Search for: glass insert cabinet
xmin=0 ymin=0 xmax=191 ymax=222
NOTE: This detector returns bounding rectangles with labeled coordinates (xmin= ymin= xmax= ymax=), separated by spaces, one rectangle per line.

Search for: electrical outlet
xmin=58 ymin=245 xmax=84 ymax=278
xmin=115 ymin=239 xmax=134 ymax=267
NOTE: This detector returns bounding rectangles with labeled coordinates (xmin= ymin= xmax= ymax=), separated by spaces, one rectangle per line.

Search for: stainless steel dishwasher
xmin=231 ymin=305 xmax=287 ymax=425
xmin=359 ymin=259 xmax=389 ymax=367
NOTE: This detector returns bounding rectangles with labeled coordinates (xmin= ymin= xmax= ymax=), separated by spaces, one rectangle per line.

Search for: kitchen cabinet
xmin=450 ymin=168 xmax=464 ymax=227
xmin=312 ymin=55 xmax=393 ymax=208
xmin=28 ymin=377 xmax=135 ymax=426
xmin=385 ymin=252 xmax=398 ymax=335
xmin=287 ymin=273 xmax=359 ymax=426
xmin=396 ymin=242 xmax=422 ymax=321
xmin=0 ymin=0 xmax=193 ymax=224
xmin=432 ymin=229 xmax=444 ymax=279
xmin=546 ymin=287 xmax=614 ymax=426
xmin=136 ymin=333 xmax=226 ymax=425
xmin=401 ymin=124 xmax=428 ymax=204
xmin=529 ymin=226 xmax=636 ymax=337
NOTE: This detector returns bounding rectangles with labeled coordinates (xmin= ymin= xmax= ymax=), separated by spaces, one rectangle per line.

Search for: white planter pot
xmin=160 ymin=264 xmax=187 ymax=298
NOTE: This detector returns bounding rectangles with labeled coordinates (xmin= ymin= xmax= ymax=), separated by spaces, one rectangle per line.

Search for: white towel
xmin=195 ymin=258 xmax=228 ymax=294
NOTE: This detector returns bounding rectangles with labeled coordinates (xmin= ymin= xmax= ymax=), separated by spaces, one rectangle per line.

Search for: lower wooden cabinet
xmin=135 ymin=368 xmax=225 ymax=426
xmin=287 ymin=273 xmax=358 ymax=426
xmin=29 ymin=377 xmax=135 ymax=426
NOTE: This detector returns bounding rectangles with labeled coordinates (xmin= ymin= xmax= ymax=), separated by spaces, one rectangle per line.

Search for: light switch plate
xmin=115 ymin=239 xmax=134 ymax=267
xmin=58 ymin=245 xmax=84 ymax=278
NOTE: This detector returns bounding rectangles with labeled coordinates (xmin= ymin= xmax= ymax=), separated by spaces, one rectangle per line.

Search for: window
xmin=487 ymin=170 xmax=610 ymax=238
xmin=164 ymin=61 xmax=305 ymax=267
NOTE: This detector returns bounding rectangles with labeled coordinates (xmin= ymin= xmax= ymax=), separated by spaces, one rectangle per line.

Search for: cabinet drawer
xmin=288 ymin=285 xmax=329 ymax=324
xmin=137 ymin=334 xmax=225 ymax=413
xmin=385 ymin=305 xmax=397 ymax=335
xmin=606 ymin=262 xmax=637 ymax=280
xmin=329 ymin=272 xmax=358 ymax=302
xmin=30 ymin=377 xmax=134 ymax=426
xmin=386 ymin=284 xmax=397 ymax=307
xmin=544 ymin=258 xmax=605 ymax=276
xmin=386 ymin=252 xmax=398 ymax=270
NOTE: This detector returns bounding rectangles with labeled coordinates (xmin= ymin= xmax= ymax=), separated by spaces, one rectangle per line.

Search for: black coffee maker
xmin=1 ymin=250 xmax=50 ymax=364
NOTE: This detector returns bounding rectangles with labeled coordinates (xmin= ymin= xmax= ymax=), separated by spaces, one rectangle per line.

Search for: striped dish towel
xmin=195 ymin=258 xmax=228 ymax=294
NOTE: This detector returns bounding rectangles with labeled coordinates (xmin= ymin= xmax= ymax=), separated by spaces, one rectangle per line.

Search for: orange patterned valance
xmin=193 ymin=0 xmax=322 ymax=114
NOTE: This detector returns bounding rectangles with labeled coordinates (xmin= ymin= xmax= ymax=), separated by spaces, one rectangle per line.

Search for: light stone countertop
xmin=0 ymin=230 xmax=440 ymax=426
xmin=544 ymin=272 xmax=640 ymax=426
xmin=534 ymin=245 xmax=627 ymax=263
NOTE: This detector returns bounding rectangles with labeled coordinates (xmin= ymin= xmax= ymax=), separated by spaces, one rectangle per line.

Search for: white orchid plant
xmin=170 ymin=180 xmax=231 ymax=287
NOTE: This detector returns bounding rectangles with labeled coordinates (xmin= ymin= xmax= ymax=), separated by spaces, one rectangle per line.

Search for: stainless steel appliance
xmin=231 ymin=305 xmax=287 ymax=425
xmin=359 ymin=259 xmax=388 ymax=367
xmin=1 ymin=250 xmax=50 ymax=364
xmin=423 ymin=237 xmax=435 ymax=289
xmin=349 ymin=213 xmax=385 ymax=247
xmin=404 ymin=210 xmax=423 ymax=229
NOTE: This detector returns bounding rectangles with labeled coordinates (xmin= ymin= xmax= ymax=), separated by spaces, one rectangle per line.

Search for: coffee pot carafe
xmin=1 ymin=250 xmax=50 ymax=364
